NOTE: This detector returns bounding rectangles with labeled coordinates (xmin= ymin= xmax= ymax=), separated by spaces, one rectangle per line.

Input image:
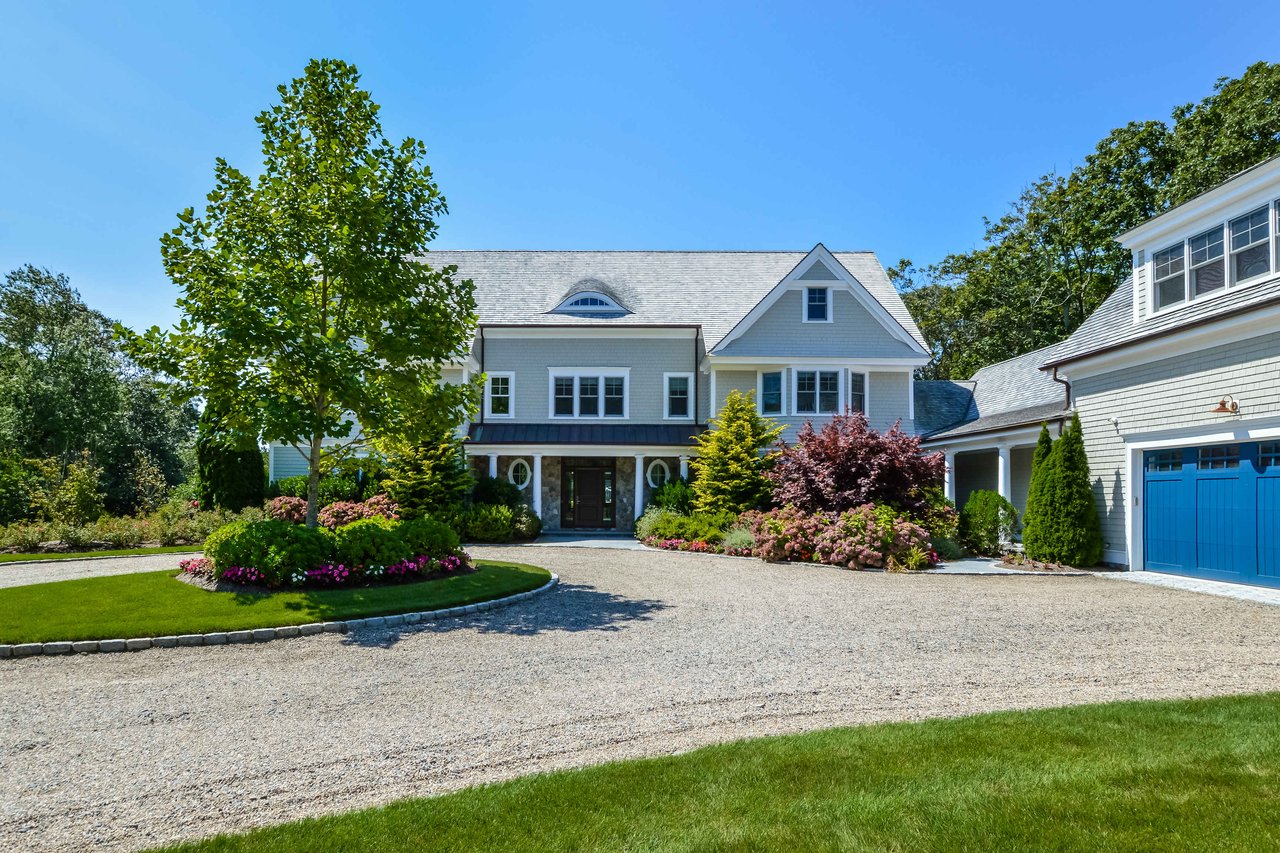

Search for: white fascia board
xmin=1118 ymin=159 xmax=1280 ymax=248
xmin=711 ymin=244 xmax=929 ymax=356
xmin=919 ymin=423 xmax=1051 ymax=452
xmin=705 ymin=355 xmax=928 ymax=369
xmin=482 ymin=326 xmax=698 ymax=340
xmin=1055 ymin=301 xmax=1280 ymax=380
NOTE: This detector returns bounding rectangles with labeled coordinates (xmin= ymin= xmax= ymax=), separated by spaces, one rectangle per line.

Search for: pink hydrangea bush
xmin=318 ymin=501 xmax=367 ymax=529
xmin=748 ymin=504 xmax=931 ymax=569
xmin=362 ymin=494 xmax=399 ymax=520
xmin=267 ymin=496 xmax=307 ymax=523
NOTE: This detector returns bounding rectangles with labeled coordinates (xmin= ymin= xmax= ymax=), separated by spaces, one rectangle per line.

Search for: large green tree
xmin=897 ymin=62 xmax=1280 ymax=380
xmin=122 ymin=59 xmax=479 ymax=526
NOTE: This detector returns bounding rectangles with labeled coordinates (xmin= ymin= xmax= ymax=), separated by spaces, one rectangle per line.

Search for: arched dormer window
xmin=552 ymin=290 xmax=627 ymax=314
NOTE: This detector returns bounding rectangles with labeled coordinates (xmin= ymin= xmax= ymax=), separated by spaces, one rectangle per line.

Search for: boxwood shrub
xmin=204 ymin=520 xmax=335 ymax=586
xmin=398 ymin=515 xmax=461 ymax=557
xmin=333 ymin=517 xmax=412 ymax=568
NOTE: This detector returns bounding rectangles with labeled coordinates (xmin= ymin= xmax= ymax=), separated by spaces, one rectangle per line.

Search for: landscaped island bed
xmin=153 ymin=692 xmax=1280 ymax=852
xmin=0 ymin=561 xmax=550 ymax=644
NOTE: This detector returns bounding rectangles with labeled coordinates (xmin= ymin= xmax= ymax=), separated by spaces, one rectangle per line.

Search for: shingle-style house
xmin=270 ymin=245 xmax=932 ymax=531
xmin=920 ymin=155 xmax=1280 ymax=588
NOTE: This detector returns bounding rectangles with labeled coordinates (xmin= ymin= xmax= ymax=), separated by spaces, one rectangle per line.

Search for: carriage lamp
xmin=1211 ymin=395 xmax=1240 ymax=415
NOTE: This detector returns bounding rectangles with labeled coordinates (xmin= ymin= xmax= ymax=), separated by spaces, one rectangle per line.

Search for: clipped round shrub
xmin=511 ymin=503 xmax=542 ymax=540
xmin=397 ymin=515 xmax=461 ymax=558
xmin=205 ymin=519 xmax=334 ymax=586
xmin=959 ymin=490 xmax=1018 ymax=556
xmin=267 ymin=496 xmax=307 ymax=523
xmin=333 ymin=517 xmax=411 ymax=569
xmin=637 ymin=509 xmax=736 ymax=544
xmin=272 ymin=475 xmax=309 ymax=499
xmin=460 ymin=503 xmax=514 ymax=543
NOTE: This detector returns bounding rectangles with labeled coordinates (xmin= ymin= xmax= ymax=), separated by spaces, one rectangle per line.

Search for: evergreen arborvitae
xmin=691 ymin=389 xmax=783 ymax=515
xmin=382 ymin=431 xmax=473 ymax=519
xmin=196 ymin=407 xmax=265 ymax=511
xmin=1026 ymin=412 xmax=1103 ymax=566
xmin=1019 ymin=423 xmax=1055 ymax=559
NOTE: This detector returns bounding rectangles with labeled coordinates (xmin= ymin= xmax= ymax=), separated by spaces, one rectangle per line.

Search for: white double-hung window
xmin=1230 ymin=206 xmax=1271 ymax=283
xmin=548 ymin=369 xmax=629 ymax=418
xmin=664 ymin=373 xmax=693 ymax=420
xmin=803 ymin=287 xmax=831 ymax=322
xmin=485 ymin=372 xmax=514 ymax=418
xmin=793 ymin=369 xmax=841 ymax=415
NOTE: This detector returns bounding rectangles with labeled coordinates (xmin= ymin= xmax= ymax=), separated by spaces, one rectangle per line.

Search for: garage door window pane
xmin=1146 ymin=450 xmax=1180 ymax=472
xmin=1261 ymin=443 xmax=1280 ymax=468
xmin=1198 ymin=445 xmax=1240 ymax=470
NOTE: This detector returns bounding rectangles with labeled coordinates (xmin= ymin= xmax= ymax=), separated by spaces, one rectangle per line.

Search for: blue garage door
xmin=1144 ymin=442 xmax=1280 ymax=588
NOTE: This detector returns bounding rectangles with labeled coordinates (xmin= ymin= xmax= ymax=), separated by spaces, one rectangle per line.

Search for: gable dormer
xmin=1122 ymin=156 xmax=1280 ymax=322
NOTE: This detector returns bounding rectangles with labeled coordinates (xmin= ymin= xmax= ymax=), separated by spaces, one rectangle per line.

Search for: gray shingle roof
xmin=1044 ymin=275 xmax=1280 ymax=367
xmin=913 ymin=380 xmax=975 ymax=436
xmin=919 ymin=342 xmax=1069 ymax=441
xmin=419 ymin=249 xmax=928 ymax=351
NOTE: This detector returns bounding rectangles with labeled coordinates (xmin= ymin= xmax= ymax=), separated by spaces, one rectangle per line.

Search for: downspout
xmin=1052 ymin=366 xmax=1071 ymax=435
xmin=478 ymin=327 xmax=486 ymax=425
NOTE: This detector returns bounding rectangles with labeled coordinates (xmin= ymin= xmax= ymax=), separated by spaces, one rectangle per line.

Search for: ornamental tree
xmin=378 ymin=428 xmax=473 ymax=520
xmin=1022 ymin=412 xmax=1103 ymax=566
xmin=1018 ymin=423 xmax=1055 ymax=559
xmin=121 ymin=59 xmax=478 ymax=526
xmin=767 ymin=411 xmax=944 ymax=517
xmin=690 ymin=390 xmax=783 ymax=515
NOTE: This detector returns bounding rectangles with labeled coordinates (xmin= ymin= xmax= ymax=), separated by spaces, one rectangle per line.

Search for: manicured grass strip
xmin=157 ymin=692 xmax=1280 ymax=853
xmin=0 ymin=561 xmax=550 ymax=643
xmin=0 ymin=545 xmax=201 ymax=564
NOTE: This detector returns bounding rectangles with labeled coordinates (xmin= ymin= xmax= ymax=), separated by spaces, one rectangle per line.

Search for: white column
xmin=488 ymin=453 xmax=498 ymax=479
xmin=678 ymin=455 xmax=689 ymax=480
xmin=532 ymin=454 xmax=543 ymax=519
xmin=997 ymin=445 xmax=1012 ymax=502
xmin=709 ymin=370 xmax=717 ymax=419
xmin=634 ymin=454 xmax=645 ymax=520
xmin=943 ymin=450 xmax=956 ymax=503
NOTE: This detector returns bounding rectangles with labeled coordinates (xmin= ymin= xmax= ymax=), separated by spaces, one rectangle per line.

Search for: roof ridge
xmin=421 ymin=249 xmax=878 ymax=254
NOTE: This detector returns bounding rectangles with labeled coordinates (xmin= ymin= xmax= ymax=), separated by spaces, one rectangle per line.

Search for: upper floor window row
xmin=1151 ymin=200 xmax=1279 ymax=312
xmin=549 ymin=371 xmax=628 ymax=419
xmin=757 ymin=368 xmax=866 ymax=417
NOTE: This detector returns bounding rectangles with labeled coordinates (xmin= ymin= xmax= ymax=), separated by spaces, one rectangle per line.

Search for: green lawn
xmin=0 ymin=545 xmax=201 ymax=564
xmin=0 ymin=561 xmax=550 ymax=643
xmin=157 ymin=693 xmax=1280 ymax=852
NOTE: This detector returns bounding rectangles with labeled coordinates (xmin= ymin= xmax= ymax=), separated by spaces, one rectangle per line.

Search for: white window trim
xmin=645 ymin=459 xmax=671 ymax=489
xmin=484 ymin=371 xmax=515 ymax=419
xmin=791 ymin=367 xmax=844 ymax=416
xmin=1229 ymin=205 xmax=1272 ymax=287
xmin=801 ymin=286 xmax=834 ymax=324
xmin=663 ymin=372 xmax=695 ymax=421
xmin=552 ymin=291 xmax=626 ymax=313
xmin=1146 ymin=198 xmax=1280 ymax=320
xmin=507 ymin=458 xmax=532 ymax=490
xmin=756 ymin=369 xmax=787 ymax=417
xmin=848 ymin=369 xmax=869 ymax=415
xmin=547 ymin=368 xmax=631 ymax=420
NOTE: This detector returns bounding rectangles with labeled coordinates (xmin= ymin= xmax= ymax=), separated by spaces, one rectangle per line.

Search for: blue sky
xmin=2 ymin=1 xmax=1276 ymax=333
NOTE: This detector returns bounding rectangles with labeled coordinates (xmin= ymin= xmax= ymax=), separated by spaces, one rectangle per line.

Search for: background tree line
xmin=0 ymin=265 xmax=198 ymax=523
xmin=893 ymin=61 xmax=1280 ymax=380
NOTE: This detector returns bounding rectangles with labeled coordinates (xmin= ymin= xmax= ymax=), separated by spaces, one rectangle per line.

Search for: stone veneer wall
xmin=615 ymin=456 xmax=637 ymax=532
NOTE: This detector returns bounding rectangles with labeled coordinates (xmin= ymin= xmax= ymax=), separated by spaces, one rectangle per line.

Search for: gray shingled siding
xmin=1133 ymin=252 xmax=1147 ymax=322
xmin=1074 ymin=330 xmax=1280 ymax=563
xmin=271 ymin=445 xmax=309 ymax=480
xmin=954 ymin=450 xmax=998 ymax=511
xmin=712 ymin=369 xmax=912 ymax=441
xmin=713 ymin=290 xmax=921 ymax=359
xmin=482 ymin=336 xmax=699 ymax=424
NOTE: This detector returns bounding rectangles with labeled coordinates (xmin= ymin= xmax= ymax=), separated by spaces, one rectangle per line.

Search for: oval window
xmin=646 ymin=459 xmax=671 ymax=489
xmin=508 ymin=459 xmax=532 ymax=490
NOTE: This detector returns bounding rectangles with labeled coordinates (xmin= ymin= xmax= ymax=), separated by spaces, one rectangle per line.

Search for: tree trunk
xmin=306 ymin=433 xmax=322 ymax=527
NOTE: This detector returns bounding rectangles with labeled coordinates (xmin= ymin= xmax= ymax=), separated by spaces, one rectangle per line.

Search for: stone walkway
xmin=1101 ymin=569 xmax=1280 ymax=607
xmin=4 ymin=545 xmax=1280 ymax=852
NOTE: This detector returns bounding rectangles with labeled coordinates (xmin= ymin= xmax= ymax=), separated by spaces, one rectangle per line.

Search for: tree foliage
xmin=766 ymin=411 xmax=945 ymax=516
xmin=896 ymin=62 xmax=1280 ymax=380
xmin=1019 ymin=424 xmax=1056 ymax=559
xmin=197 ymin=406 xmax=265 ymax=512
xmin=1021 ymin=412 xmax=1103 ymax=566
xmin=379 ymin=431 xmax=473 ymax=520
xmin=691 ymin=390 xmax=783 ymax=515
xmin=120 ymin=59 xmax=479 ymax=525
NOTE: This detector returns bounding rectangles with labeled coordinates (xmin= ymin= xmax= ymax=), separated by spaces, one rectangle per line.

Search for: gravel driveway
xmin=0 ymin=553 xmax=196 ymax=589
xmin=4 ymin=546 xmax=1280 ymax=852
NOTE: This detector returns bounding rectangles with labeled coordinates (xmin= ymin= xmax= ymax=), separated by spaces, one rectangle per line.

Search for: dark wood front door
xmin=575 ymin=468 xmax=606 ymax=528
xmin=563 ymin=460 xmax=615 ymax=529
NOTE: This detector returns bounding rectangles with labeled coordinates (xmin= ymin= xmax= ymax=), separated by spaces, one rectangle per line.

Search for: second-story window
xmin=849 ymin=371 xmax=866 ymax=413
xmin=665 ymin=373 xmax=692 ymax=419
xmin=795 ymin=370 xmax=840 ymax=414
xmin=1153 ymin=243 xmax=1185 ymax=309
xmin=805 ymin=287 xmax=830 ymax=322
xmin=550 ymin=372 xmax=628 ymax=418
xmin=1230 ymin=206 xmax=1270 ymax=283
xmin=1190 ymin=226 xmax=1225 ymax=296
xmin=486 ymin=373 xmax=513 ymax=418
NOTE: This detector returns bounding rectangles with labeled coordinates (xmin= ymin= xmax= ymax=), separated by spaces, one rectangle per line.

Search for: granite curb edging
xmin=0 ymin=573 xmax=559 ymax=659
